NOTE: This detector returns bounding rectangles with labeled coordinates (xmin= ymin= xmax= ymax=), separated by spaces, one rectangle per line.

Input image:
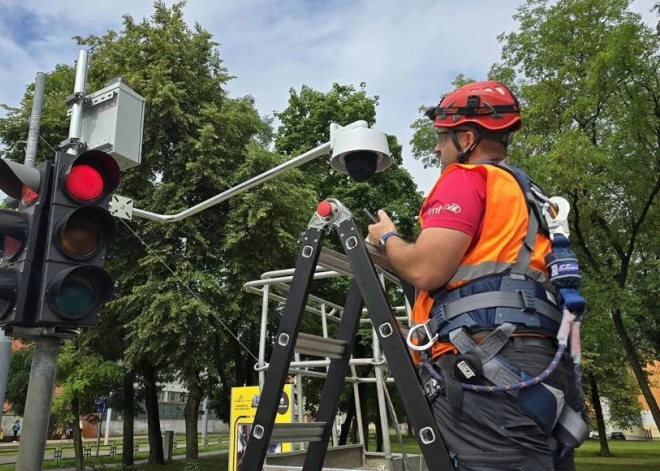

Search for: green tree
xmin=52 ymin=340 xmax=123 ymax=471
xmin=5 ymin=344 xmax=33 ymax=417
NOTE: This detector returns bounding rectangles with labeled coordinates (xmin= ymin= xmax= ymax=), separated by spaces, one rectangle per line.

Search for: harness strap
xmin=555 ymin=406 xmax=590 ymax=450
xmin=449 ymin=324 xmax=522 ymax=387
xmin=437 ymin=355 xmax=464 ymax=413
xmin=426 ymin=291 xmax=562 ymax=339
xmin=511 ymin=202 xmax=539 ymax=276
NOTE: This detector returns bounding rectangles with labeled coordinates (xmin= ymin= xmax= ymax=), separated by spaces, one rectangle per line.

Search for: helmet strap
xmin=450 ymin=130 xmax=483 ymax=164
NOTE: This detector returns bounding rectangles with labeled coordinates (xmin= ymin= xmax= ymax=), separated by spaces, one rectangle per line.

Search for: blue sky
xmin=0 ymin=0 xmax=657 ymax=195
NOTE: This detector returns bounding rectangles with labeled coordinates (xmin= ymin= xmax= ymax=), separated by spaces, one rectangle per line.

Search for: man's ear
xmin=463 ymin=129 xmax=477 ymax=148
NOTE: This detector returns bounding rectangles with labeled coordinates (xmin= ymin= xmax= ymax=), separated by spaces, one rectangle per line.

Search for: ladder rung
xmin=271 ymin=422 xmax=326 ymax=442
xmin=295 ymin=333 xmax=346 ymax=359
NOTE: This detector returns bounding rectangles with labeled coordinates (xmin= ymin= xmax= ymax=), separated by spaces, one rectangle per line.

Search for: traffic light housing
xmin=36 ymin=150 xmax=120 ymax=327
xmin=0 ymin=160 xmax=53 ymax=327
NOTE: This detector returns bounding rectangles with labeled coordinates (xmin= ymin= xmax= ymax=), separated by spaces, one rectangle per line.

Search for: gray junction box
xmin=78 ymin=78 xmax=146 ymax=171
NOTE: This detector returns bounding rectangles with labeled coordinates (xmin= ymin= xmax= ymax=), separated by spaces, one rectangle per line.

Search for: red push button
xmin=317 ymin=200 xmax=333 ymax=218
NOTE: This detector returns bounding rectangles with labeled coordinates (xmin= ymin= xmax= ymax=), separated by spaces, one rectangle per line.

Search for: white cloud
xmin=0 ymin=0 xmax=657 ymax=196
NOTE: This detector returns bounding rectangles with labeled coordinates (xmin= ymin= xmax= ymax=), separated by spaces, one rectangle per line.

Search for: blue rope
xmin=421 ymin=341 xmax=567 ymax=393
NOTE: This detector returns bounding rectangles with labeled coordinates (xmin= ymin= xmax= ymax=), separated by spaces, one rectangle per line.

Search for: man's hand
xmin=368 ymin=210 xmax=397 ymax=247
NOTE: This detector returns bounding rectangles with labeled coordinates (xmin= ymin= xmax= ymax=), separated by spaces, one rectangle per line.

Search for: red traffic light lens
xmin=65 ymin=164 xmax=104 ymax=202
xmin=59 ymin=216 xmax=100 ymax=258
xmin=2 ymin=235 xmax=22 ymax=260
xmin=21 ymin=185 xmax=38 ymax=206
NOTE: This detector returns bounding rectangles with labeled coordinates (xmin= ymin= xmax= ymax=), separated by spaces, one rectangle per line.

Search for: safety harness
xmin=407 ymin=162 xmax=589 ymax=459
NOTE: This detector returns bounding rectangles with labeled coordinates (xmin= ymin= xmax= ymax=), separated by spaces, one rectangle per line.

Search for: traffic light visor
xmin=0 ymin=159 xmax=42 ymax=200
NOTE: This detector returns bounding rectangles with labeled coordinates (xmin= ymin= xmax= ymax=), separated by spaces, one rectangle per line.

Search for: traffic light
xmin=36 ymin=149 xmax=120 ymax=327
xmin=0 ymin=159 xmax=53 ymax=327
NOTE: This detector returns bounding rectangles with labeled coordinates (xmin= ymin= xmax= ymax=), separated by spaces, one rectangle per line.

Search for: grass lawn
xmin=0 ymin=435 xmax=228 ymax=471
xmin=1 ymin=436 xmax=658 ymax=470
xmin=139 ymin=438 xmax=660 ymax=470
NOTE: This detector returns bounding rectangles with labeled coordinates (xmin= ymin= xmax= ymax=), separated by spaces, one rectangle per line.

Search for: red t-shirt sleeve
xmin=421 ymin=168 xmax=487 ymax=238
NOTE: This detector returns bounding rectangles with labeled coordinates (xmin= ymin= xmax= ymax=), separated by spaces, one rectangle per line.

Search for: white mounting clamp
xmin=109 ymin=194 xmax=134 ymax=220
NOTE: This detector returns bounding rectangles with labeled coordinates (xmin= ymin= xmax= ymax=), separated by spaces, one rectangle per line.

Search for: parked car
xmin=589 ymin=431 xmax=599 ymax=439
xmin=610 ymin=432 xmax=627 ymax=440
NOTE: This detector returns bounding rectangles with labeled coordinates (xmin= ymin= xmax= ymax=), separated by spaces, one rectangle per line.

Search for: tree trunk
xmin=339 ymin=390 xmax=356 ymax=446
xmin=142 ymin=361 xmax=164 ymax=464
xmin=184 ymin=379 xmax=203 ymax=461
xmin=72 ymin=397 xmax=85 ymax=471
xmin=122 ymin=371 xmax=135 ymax=466
xmin=588 ymin=374 xmax=610 ymax=456
xmin=611 ymin=308 xmax=660 ymax=431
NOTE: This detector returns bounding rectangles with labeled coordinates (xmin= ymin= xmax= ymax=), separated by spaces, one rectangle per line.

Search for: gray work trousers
xmin=420 ymin=338 xmax=580 ymax=471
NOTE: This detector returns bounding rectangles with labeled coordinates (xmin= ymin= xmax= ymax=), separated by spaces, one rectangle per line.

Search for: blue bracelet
xmin=379 ymin=231 xmax=400 ymax=250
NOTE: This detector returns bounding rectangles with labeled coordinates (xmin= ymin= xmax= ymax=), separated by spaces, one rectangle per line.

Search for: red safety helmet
xmin=429 ymin=80 xmax=522 ymax=133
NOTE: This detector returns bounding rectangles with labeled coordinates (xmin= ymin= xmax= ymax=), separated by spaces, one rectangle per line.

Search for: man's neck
xmin=468 ymin=152 xmax=506 ymax=165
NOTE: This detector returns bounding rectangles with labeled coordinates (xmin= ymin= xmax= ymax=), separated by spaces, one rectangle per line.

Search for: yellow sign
xmin=229 ymin=384 xmax=294 ymax=471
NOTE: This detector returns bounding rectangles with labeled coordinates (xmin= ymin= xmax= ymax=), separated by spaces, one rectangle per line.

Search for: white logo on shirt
xmin=426 ymin=203 xmax=462 ymax=217
xmin=443 ymin=203 xmax=462 ymax=214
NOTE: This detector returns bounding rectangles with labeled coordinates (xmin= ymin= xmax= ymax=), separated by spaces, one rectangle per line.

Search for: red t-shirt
xmin=421 ymin=168 xmax=487 ymax=252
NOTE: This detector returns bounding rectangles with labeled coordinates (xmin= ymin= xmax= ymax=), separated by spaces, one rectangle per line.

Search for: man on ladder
xmin=368 ymin=81 xmax=588 ymax=470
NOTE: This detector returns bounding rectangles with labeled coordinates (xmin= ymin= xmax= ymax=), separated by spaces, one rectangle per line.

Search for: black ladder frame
xmin=239 ymin=200 xmax=452 ymax=471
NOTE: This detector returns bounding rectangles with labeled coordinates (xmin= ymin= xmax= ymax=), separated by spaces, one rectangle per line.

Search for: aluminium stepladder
xmin=239 ymin=199 xmax=452 ymax=471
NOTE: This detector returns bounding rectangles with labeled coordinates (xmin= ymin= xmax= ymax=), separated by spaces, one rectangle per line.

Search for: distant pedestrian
xmin=12 ymin=420 xmax=20 ymax=442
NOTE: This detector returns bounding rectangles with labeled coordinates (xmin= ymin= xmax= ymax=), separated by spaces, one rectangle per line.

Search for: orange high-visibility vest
xmin=411 ymin=163 xmax=552 ymax=361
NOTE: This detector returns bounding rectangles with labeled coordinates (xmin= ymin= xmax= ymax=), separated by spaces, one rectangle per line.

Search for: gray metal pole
xmin=373 ymin=328 xmax=392 ymax=471
xmin=0 ymin=71 xmax=47 ymax=429
xmin=16 ymin=50 xmax=89 ymax=471
xmin=321 ymin=303 xmax=339 ymax=448
xmin=202 ymin=397 xmax=208 ymax=445
xmin=258 ymin=285 xmax=269 ymax=390
xmin=0 ymin=334 xmax=10 ymax=428
xmin=131 ymin=141 xmax=332 ymax=222
xmin=15 ymin=337 xmax=60 ymax=470
xmin=104 ymin=407 xmax=112 ymax=445
xmin=24 ymin=72 xmax=47 ymax=167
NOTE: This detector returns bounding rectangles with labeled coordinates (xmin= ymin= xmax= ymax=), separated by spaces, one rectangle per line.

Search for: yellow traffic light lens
xmin=59 ymin=216 xmax=100 ymax=257
xmin=54 ymin=274 xmax=94 ymax=316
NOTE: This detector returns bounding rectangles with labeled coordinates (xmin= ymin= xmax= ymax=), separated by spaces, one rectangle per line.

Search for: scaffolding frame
xmin=243 ymin=247 xmax=411 ymax=461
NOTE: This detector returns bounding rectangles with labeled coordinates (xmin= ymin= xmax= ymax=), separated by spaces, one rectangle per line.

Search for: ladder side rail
xmin=239 ymin=227 xmax=325 ymax=471
xmin=335 ymin=217 xmax=454 ymax=470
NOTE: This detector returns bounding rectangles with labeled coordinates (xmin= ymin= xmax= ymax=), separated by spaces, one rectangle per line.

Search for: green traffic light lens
xmin=53 ymin=274 xmax=95 ymax=317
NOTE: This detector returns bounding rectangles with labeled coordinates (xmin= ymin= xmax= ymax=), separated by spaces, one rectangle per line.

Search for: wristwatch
xmin=379 ymin=231 xmax=400 ymax=251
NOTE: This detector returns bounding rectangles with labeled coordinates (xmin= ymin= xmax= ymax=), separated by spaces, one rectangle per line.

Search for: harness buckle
xmin=519 ymin=289 xmax=537 ymax=313
xmin=406 ymin=322 xmax=439 ymax=351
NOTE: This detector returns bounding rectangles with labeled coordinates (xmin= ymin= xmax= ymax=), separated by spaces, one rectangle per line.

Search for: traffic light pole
xmin=16 ymin=53 xmax=89 ymax=471
xmin=0 ymin=71 xmax=46 ymax=429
